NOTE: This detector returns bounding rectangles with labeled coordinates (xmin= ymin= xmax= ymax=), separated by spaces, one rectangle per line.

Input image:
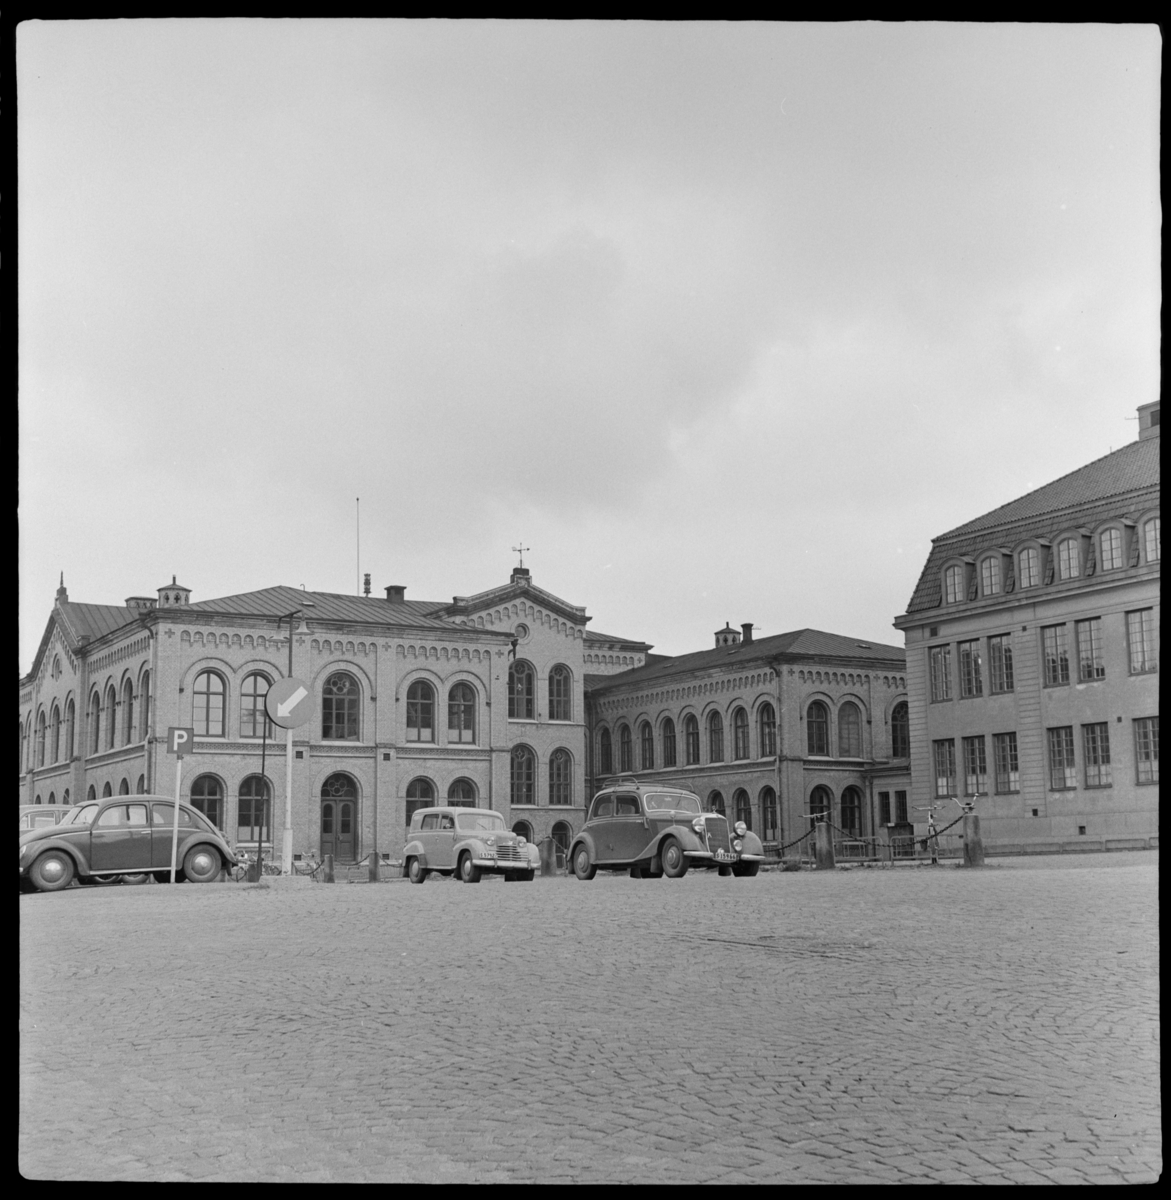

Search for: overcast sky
xmin=18 ymin=20 xmax=1160 ymax=673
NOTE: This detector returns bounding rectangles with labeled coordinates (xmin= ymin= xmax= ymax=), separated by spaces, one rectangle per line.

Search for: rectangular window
xmin=1126 ymin=609 xmax=1158 ymax=674
xmin=1144 ymin=517 xmax=1160 ymax=563
xmin=962 ymin=735 xmax=987 ymax=796
xmin=878 ymin=791 xmax=891 ymax=825
xmin=1042 ymin=625 xmax=1070 ymax=686
xmin=989 ymin=634 xmax=1014 ymax=693
xmin=981 ymin=557 xmax=1001 ymax=596
xmin=944 ymin=566 xmax=964 ymax=604
xmin=1075 ymin=618 xmax=1105 ymax=682
xmin=958 ymin=640 xmax=983 ymax=698
xmin=895 ymin=790 xmax=908 ymax=823
xmin=993 ymin=732 xmax=1019 ymax=793
xmin=1134 ymin=717 xmax=1159 ymax=783
xmin=1058 ymin=538 xmax=1080 ymax=580
xmin=1018 ymin=547 xmax=1040 ymax=589
xmin=1047 ymin=726 xmax=1076 ymax=790
xmin=1082 ymin=723 xmax=1112 ymax=787
xmin=932 ymin=739 xmax=956 ymax=798
xmin=929 ymin=645 xmax=952 ymax=702
xmin=1099 ymin=528 xmax=1123 ymax=571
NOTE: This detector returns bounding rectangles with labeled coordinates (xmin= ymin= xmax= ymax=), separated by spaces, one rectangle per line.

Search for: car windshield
xmin=61 ymin=804 xmax=99 ymax=826
xmin=644 ymin=792 xmax=702 ymax=814
xmin=456 ymin=812 xmax=506 ymax=833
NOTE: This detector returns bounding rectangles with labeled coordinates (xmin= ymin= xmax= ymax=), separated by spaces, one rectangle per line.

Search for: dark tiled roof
xmin=584 ymin=628 xmax=653 ymax=649
xmin=58 ymin=603 xmax=143 ymax=642
xmin=586 ymin=628 xmax=905 ymax=692
xmin=904 ymin=437 xmax=1161 ymax=615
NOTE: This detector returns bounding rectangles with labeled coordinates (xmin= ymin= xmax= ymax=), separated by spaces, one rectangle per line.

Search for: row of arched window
xmin=598 ymin=704 xmax=778 ymax=773
xmin=507 ymin=662 xmax=573 ymax=721
xmin=702 ymin=786 xmax=780 ymax=841
xmin=20 ymin=672 xmax=152 ymax=773
xmin=941 ymin=515 xmax=1160 ymax=608
xmin=805 ymin=700 xmax=909 ymax=759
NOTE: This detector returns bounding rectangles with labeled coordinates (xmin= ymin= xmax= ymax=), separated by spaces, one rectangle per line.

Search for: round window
xmin=515 ymin=623 xmax=529 ymax=640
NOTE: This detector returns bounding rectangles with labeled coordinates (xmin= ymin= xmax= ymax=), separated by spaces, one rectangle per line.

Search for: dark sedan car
xmin=19 ymin=796 xmax=237 ymax=892
xmin=568 ymin=781 xmax=766 ymax=880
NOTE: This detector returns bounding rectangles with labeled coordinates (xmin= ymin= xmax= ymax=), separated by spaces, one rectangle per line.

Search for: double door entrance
xmin=320 ymin=774 xmax=357 ymax=862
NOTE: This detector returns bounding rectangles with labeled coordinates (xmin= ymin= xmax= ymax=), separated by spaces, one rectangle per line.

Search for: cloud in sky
xmin=19 ymin=21 xmax=1160 ymax=668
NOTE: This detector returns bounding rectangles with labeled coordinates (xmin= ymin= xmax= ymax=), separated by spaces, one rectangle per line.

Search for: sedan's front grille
xmin=704 ymin=816 xmax=731 ymax=854
xmin=495 ymin=845 xmax=526 ymax=863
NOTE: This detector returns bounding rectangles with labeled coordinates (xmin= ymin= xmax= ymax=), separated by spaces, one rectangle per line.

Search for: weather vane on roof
xmin=512 ymin=543 xmax=530 ymax=569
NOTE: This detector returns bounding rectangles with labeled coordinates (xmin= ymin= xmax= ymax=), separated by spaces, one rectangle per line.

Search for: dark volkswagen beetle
xmin=19 ymin=796 xmax=237 ymax=892
xmin=568 ymin=780 xmax=766 ymax=880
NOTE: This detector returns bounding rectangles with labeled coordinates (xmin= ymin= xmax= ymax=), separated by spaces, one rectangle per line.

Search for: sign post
xmin=167 ymin=727 xmax=194 ymax=883
xmin=265 ymin=679 xmax=315 ymax=876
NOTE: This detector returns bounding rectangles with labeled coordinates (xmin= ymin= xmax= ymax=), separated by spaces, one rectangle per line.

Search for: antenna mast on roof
xmin=356 ymin=497 xmax=360 ymax=596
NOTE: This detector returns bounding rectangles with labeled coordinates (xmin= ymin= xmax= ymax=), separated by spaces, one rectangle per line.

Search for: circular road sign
xmin=265 ymin=677 xmax=316 ymax=729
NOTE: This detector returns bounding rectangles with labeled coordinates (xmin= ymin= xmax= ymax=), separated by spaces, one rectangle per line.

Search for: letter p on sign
xmin=168 ymin=727 xmax=195 ymax=757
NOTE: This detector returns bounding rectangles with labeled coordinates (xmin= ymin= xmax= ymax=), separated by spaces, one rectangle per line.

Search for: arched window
xmin=512 ymin=820 xmax=534 ymax=842
xmin=101 ymin=782 xmax=112 ymax=798
xmin=19 ymin=720 xmax=26 ymax=773
xmin=598 ymin=727 xmax=613 ymax=775
xmin=48 ymin=792 xmax=56 ymax=805
xmin=684 ymin=715 xmax=700 ymax=765
xmin=192 ymin=671 xmax=225 ymax=737
xmin=135 ymin=776 xmax=145 ymax=794
xmin=90 ymin=691 xmax=102 ymax=754
xmin=1143 ymin=516 xmax=1160 ymax=563
xmin=838 ymin=702 xmax=862 ymax=758
xmin=840 ymin=786 xmax=862 ymax=837
xmin=1018 ymin=546 xmax=1040 ymax=589
xmin=944 ymin=564 xmax=964 ymax=604
xmin=322 ymin=672 xmax=360 ymax=740
xmin=448 ymin=683 xmax=476 ymax=743
xmin=65 ymin=700 xmax=75 ymax=760
xmin=548 ymin=666 xmax=572 ymax=721
xmin=448 ymin=778 xmax=477 ymax=806
xmin=639 ymin=722 xmax=654 ymax=770
xmin=87 ymin=785 xmax=96 ymax=801
xmin=807 ymin=701 xmax=829 ymax=756
xmin=36 ymin=711 xmax=46 ymax=768
xmin=105 ymin=684 xmax=118 ymax=749
xmin=190 ymin=775 xmax=224 ymax=828
xmin=734 ymin=788 xmax=752 ymax=830
xmin=708 ymin=712 xmax=724 ymax=762
xmin=62 ymin=788 xmax=70 ymax=806
xmin=50 ymin=705 xmax=61 ymax=764
xmin=508 ymin=661 xmax=535 ymax=720
xmin=551 ymin=821 xmax=572 ymax=866
xmin=618 ymin=725 xmax=632 ymax=772
xmin=511 ymin=745 xmax=536 ymax=805
xmin=1100 ymin=528 xmax=1123 ymax=572
xmin=139 ymin=671 xmax=151 ymax=741
xmin=732 ymin=707 xmax=749 ymax=759
xmin=1057 ymin=537 xmax=1080 ymax=580
xmin=406 ymin=778 xmax=434 ymax=827
xmin=662 ymin=717 xmax=677 ymax=767
xmin=809 ymin=785 xmax=831 ymax=829
xmin=758 ymin=703 xmax=776 ymax=757
xmin=406 ymin=681 xmax=435 ymax=742
xmin=550 ymin=749 xmax=572 ymax=805
xmin=891 ymin=701 xmax=910 ymax=759
xmin=980 ymin=556 xmax=1001 ymax=596
xmin=118 ymin=778 xmax=130 ymax=795
xmin=708 ymin=790 xmax=726 ymax=816
xmin=122 ymin=678 xmax=135 ymax=745
xmin=240 ymin=673 xmax=273 ymax=739
xmin=760 ymin=787 xmax=778 ymax=841
xmin=238 ymin=775 xmax=271 ymax=843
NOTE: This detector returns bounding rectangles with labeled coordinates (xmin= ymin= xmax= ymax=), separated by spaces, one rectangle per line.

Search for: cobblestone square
xmin=20 ymin=852 xmax=1160 ymax=1183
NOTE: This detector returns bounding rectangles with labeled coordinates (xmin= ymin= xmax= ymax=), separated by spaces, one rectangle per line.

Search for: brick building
xmin=18 ymin=566 xmax=648 ymax=864
xmin=893 ymin=402 xmax=1160 ymax=852
xmin=584 ymin=624 xmax=910 ymax=853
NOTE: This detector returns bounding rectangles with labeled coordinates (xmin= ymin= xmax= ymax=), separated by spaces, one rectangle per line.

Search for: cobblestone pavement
xmin=20 ymin=852 xmax=1160 ymax=1183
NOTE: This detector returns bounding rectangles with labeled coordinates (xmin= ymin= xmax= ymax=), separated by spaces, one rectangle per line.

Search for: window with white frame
xmin=192 ymin=672 xmax=225 ymax=737
xmin=993 ymin=732 xmax=1019 ymax=793
xmin=1082 ymin=723 xmax=1112 ymax=787
xmin=1134 ymin=717 xmax=1159 ymax=783
xmin=448 ymin=683 xmax=476 ymax=743
xmin=1099 ymin=528 xmax=1123 ymax=571
xmin=933 ymin=739 xmax=956 ymax=797
xmin=1126 ymin=609 xmax=1158 ymax=674
xmin=962 ymin=735 xmax=987 ymax=795
xmin=1018 ymin=546 xmax=1040 ymax=589
xmin=929 ymin=645 xmax=952 ymax=702
xmin=508 ymin=661 xmax=535 ymax=720
xmin=1047 ymin=727 xmax=1076 ymax=789
xmin=1143 ymin=516 xmax=1160 ymax=563
xmin=549 ymin=749 xmax=572 ymax=805
xmin=944 ymin=564 xmax=965 ymax=604
xmin=1075 ymin=618 xmax=1105 ymax=682
xmin=838 ymin=702 xmax=862 ymax=757
xmin=1057 ymin=538 xmax=1080 ymax=580
xmin=958 ymin=640 xmax=983 ymax=698
xmin=406 ymin=681 xmax=435 ymax=742
xmin=1042 ymin=625 xmax=1070 ymax=686
xmin=980 ymin=556 xmax=1001 ymax=596
xmin=548 ymin=666 xmax=572 ymax=721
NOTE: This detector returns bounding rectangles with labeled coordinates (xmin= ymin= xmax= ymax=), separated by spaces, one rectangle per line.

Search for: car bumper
xmin=472 ymin=858 xmax=536 ymax=870
xmin=683 ymin=850 xmax=766 ymax=864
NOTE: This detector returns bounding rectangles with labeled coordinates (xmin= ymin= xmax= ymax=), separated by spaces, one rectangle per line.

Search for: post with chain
xmin=813 ymin=815 xmax=835 ymax=870
xmin=961 ymin=796 xmax=985 ymax=868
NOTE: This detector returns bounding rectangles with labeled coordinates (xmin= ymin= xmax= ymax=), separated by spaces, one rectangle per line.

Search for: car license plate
xmin=714 ymin=849 xmax=732 ymax=862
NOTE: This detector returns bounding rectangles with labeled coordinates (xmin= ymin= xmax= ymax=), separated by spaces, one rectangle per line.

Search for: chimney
xmin=385 ymin=585 xmax=406 ymax=603
xmin=741 ymin=623 xmax=754 ymax=645
xmin=511 ymin=566 xmax=531 ymax=586
xmin=363 ymin=573 xmax=371 ymax=597
xmin=1137 ymin=401 xmax=1161 ymax=441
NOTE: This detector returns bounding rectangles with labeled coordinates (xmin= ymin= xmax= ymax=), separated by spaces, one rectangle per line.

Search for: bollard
xmin=814 ymin=821 xmax=836 ymax=870
xmin=323 ymin=853 xmax=335 ymax=883
xmin=538 ymin=838 xmax=556 ymax=877
xmin=369 ymin=853 xmax=380 ymax=883
xmin=962 ymin=812 xmax=985 ymax=868
xmin=877 ymin=824 xmax=892 ymax=864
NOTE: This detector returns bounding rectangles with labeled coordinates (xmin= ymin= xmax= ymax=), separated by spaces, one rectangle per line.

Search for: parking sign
xmin=168 ymin=727 xmax=195 ymax=757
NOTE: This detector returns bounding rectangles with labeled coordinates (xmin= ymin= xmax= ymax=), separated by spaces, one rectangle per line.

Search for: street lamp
xmin=273 ymin=603 xmax=315 ymax=875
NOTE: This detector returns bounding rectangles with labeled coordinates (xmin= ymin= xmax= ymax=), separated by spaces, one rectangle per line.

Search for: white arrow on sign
xmin=276 ymin=685 xmax=309 ymax=717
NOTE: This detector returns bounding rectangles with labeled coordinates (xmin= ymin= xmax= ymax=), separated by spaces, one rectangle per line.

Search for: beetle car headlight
xmin=734 ymin=821 xmax=747 ymax=837
xmin=692 ymin=817 xmax=706 ymax=834
xmin=516 ymin=837 xmax=526 ymax=846
xmin=484 ymin=837 xmax=496 ymax=846
xmin=733 ymin=838 xmax=743 ymax=852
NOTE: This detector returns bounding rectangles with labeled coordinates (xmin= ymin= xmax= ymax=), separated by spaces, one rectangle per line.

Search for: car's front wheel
xmin=517 ymin=870 xmax=535 ymax=882
xmin=660 ymin=838 xmax=688 ymax=878
xmin=733 ymin=861 xmax=760 ymax=878
xmin=718 ymin=864 xmax=733 ymax=877
xmin=30 ymin=850 xmax=75 ymax=892
xmin=407 ymin=858 xmax=428 ymax=885
xmin=183 ymin=846 xmax=221 ymax=884
xmin=572 ymin=845 xmax=596 ymax=881
xmin=459 ymin=853 xmax=481 ymax=884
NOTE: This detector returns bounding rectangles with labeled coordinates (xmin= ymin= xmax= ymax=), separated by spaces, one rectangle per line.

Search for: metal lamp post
xmin=274 ymin=604 xmax=315 ymax=874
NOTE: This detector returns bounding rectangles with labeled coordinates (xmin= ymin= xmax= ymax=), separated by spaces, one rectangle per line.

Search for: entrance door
xmin=320 ymin=774 xmax=358 ymax=862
